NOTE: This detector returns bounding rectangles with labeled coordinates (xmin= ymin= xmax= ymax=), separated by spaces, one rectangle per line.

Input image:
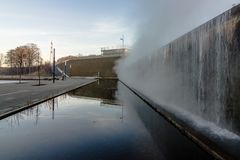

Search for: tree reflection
xmin=69 ymin=79 xmax=118 ymax=102
xmin=4 ymin=94 xmax=68 ymax=127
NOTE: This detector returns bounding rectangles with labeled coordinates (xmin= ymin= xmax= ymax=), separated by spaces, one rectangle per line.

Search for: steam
xmin=116 ymin=0 xmax=240 ymax=132
xmin=117 ymin=0 xmax=239 ymax=83
xmin=120 ymin=0 xmax=239 ymax=65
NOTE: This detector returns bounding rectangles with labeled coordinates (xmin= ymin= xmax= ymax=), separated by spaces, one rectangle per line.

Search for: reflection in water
xmin=117 ymin=82 xmax=240 ymax=160
xmin=5 ymin=92 xmax=120 ymax=128
xmin=0 ymin=88 xmax=164 ymax=159
xmin=72 ymin=79 xmax=125 ymax=123
xmin=117 ymin=82 xmax=212 ymax=160
xmin=52 ymin=99 xmax=55 ymax=120
xmin=5 ymin=107 xmax=36 ymax=127
xmin=69 ymin=79 xmax=119 ymax=103
xmin=0 ymin=80 xmax=28 ymax=84
xmin=5 ymin=96 xmax=63 ymax=127
xmin=35 ymin=106 xmax=39 ymax=125
xmin=0 ymin=80 xmax=215 ymax=160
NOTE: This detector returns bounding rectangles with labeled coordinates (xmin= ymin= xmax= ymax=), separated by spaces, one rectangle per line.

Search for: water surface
xmin=0 ymin=80 xmax=24 ymax=84
xmin=0 ymin=80 xmax=211 ymax=160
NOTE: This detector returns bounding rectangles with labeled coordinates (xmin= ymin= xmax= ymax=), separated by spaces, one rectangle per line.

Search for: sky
xmin=0 ymin=0 xmax=136 ymax=61
xmin=123 ymin=0 xmax=240 ymax=65
xmin=0 ymin=0 xmax=240 ymax=61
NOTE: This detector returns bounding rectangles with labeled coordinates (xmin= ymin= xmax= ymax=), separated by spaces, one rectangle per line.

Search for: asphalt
xmin=0 ymin=77 xmax=95 ymax=117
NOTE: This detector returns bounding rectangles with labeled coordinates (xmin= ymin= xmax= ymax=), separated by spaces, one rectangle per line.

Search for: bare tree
xmin=36 ymin=52 xmax=43 ymax=85
xmin=25 ymin=43 xmax=40 ymax=75
xmin=15 ymin=46 xmax=27 ymax=83
xmin=42 ymin=61 xmax=52 ymax=76
xmin=5 ymin=44 xmax=42 ymax=82
xmin=0 ymin=53 xmax=4 ymax=67
xmin=5 ymin=49 xmax=16 ymax=75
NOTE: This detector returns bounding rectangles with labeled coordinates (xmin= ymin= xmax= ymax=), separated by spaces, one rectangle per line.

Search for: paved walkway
xmin=0 ymin=77 xmax=95 ymax=117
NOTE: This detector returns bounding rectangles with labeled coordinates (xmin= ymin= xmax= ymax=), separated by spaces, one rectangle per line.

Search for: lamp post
xmin=69 ymin=64 xmax=72 ymax=77
xmin=64 ymin=61 xmax=67 ymax=80
xmin=38 ymin=52 xmax=41 ymax=86
xmin=53 ymin=48 xmax=55 ymax=83
xmin=120 ymin=35 xmax=124 ymax=48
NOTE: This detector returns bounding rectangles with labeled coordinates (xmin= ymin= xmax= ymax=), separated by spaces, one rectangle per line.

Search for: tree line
xmin=5 ymin=43 xmax=41 ymax=69
xmin=1 ymin=43 xmax=47 ymax=83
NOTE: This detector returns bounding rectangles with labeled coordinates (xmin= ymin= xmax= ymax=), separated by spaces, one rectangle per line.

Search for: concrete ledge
xmin=119 ymin=80 xmax=229 ymax=160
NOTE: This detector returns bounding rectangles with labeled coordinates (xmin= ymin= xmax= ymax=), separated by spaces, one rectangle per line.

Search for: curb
xmin=0 ymin=80 xmax=96 ymax=120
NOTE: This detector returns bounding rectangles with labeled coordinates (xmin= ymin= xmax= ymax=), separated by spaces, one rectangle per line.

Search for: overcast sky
xmin=0 ymin=0 xmax=239 ymax=61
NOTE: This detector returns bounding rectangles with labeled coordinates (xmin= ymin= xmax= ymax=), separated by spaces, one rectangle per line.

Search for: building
xmin=101 ymin=47 xmax=128 ymax=56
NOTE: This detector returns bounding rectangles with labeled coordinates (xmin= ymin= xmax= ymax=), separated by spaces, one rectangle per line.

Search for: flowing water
xmin=118 ymin=5 xmax=240 ymax=153
xmin=0 ymin=80 xmax=28 ymax=84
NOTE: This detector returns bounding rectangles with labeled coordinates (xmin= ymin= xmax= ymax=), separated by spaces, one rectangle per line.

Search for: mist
xmin=120 ymin=0 xmax=239 ymax=65
xmin=116 ymin=0 xmax=240 ymax=133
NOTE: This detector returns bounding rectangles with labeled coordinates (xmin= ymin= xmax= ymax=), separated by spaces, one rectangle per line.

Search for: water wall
xmin=118 ymin=5 xmax=240 ymax=134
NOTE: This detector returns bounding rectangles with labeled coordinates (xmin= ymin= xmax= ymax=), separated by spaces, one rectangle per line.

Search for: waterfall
xmin=118 ymin=5 xmax=240 ymax=135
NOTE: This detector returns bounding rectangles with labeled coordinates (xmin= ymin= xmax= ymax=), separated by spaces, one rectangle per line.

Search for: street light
xmin=69 ymin=64 xmax=72 ymax=77
xmin=64 ymin=61 xmax=67 ymax=80
xmin=120 ymin=35 xmax=124 ymax=48
xmin=53 ymin=48 xmax=55 ymax=83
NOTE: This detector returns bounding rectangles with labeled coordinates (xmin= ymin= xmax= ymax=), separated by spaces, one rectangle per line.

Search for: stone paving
xmin=0 ymin=77 xmax=95 ymax=117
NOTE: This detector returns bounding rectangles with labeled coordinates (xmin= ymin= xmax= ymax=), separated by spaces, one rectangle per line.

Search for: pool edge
xmin=0 ymin=79 xmax=97 ymax=120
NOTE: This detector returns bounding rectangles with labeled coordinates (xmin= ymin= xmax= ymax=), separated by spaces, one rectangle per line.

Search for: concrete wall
xmin=120 ymin=5 xmax=240 ymax=132
xmin=164 ymin=5 xmax=240 ymax=126
xmin=58 ymin=55 xmax=121 ymax=78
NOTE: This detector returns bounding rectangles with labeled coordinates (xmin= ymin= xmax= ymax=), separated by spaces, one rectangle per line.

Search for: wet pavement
xmin=0 ymin=78 xmax=94 ymax=116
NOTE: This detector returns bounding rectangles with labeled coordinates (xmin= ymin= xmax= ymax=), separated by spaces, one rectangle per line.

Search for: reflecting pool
xmin=0 ymin=80 xmax=211 ymax=160
xmin=0 ymin=80 xmax=26 ymax=84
